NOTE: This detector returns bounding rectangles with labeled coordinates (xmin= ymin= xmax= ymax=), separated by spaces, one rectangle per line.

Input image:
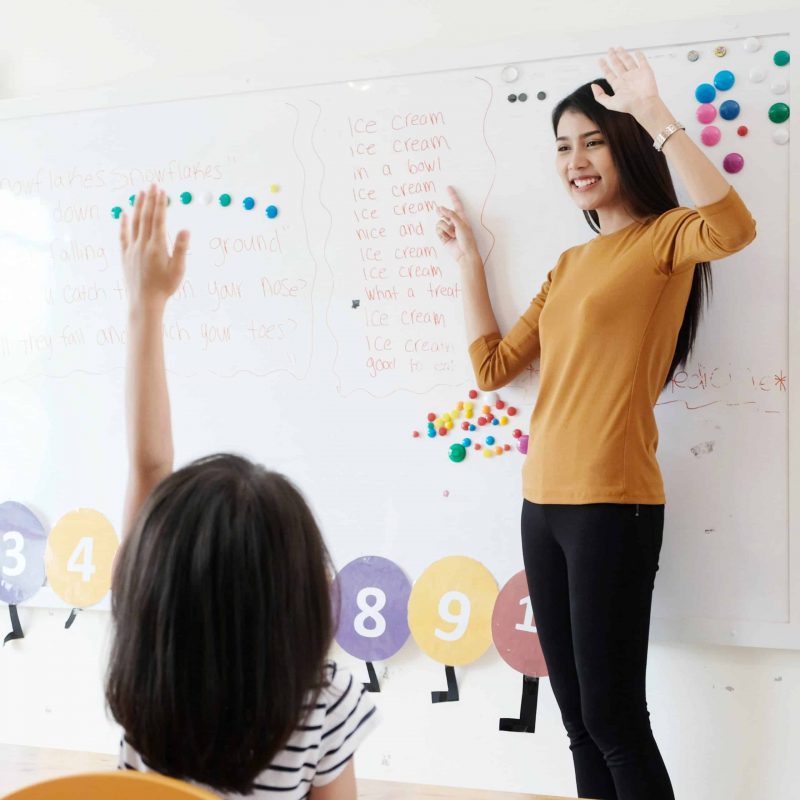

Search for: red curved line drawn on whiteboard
xmin=474 ymin=76 xmax=497 ymax=268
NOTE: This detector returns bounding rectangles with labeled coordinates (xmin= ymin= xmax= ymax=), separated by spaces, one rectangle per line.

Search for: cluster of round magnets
xmin=412 ymin=389 xmax=529 ymax=461
xmin=111 ymin=186 xmax=281 ymax=220
xmin=690 ymin=40 xmax=790 ymax=171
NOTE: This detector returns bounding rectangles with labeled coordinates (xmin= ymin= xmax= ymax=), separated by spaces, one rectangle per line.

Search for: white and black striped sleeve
xmin=312 ymin=666 xmax=379 ymax=786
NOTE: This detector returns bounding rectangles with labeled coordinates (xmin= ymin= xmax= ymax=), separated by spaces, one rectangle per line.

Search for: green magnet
xmin=111 ymin=206 xmax=123 ymax=219
xmin=448 ymin=444 xmax=467 ymax=463
xmin=768 ymin=102 xmax=790 ymax=123
xmin=774 ymin=50 xmax=790 ymax=67
xmin=180 ymin=191 xmax=192 ymax=205
xmin=219 ymin=193 xmax=232 ymax=207
xmin=128 ymin=194 xmax=135 ymax=206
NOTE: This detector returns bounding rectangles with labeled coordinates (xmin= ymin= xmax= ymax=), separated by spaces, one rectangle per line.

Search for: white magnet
xmin=743 ymin=37 xmax=761 ymax=53
xmin=749 ymin=66 xmax=767 ymax=83
xmin=771 ymin=79 xmax=789 ymax=94
xmin=203 ymin=192 xmax=214 ymax=205
xmin=501 ymin=65 xmax=520 ymax=83
xmin=773 ymin=128 xmax=789 ymax=145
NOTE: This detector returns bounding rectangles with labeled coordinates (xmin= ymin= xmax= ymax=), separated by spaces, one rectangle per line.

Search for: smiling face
xmin=555 ymin=109 xmax=625 ymax=218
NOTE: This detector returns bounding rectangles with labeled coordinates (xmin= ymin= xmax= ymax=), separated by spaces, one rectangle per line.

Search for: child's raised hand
xmin=436 ymin=187 xmax=482 ymax=269
xmin=120 ymin=184 xmax=190 ymax=309
xmin=592 ymin=47 xmax=660 ymax=117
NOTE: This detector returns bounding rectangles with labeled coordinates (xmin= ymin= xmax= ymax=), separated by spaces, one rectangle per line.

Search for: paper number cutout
xmin=0 ymin=502 xmax=48 ymax=605
xmin=408 ymin=556 xmax=498 ymax=666
xmin=491 ymin=570 xmax=548 ymax=676
xmin=334 ymin=556 xmax=411 ymax=661
xmin=45 ymin=509 xmax=119 ymax=608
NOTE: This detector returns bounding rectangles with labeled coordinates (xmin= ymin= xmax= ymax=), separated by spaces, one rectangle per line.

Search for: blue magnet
xmin=695 ymin=83 xmax=716 ymax=104
xmin=243 ymin=197 xmax=255 ymax=210
xmin=486 ymin=436 xmax=496 ymax=446
xmin=427 ymin=429 xmax=437 ymax=438
xmin=469 ymin=424 xmax=476 ymax=432
xmin=492 ymin=418 xmax=500 ymax=425
xmin=719 ymin=100 xmax=741 ymax=120
xmin=462 ymin=438 xmax=472 ymax=447
xmin=266 ymin=205 xmax=279 ymax=219
xmin=714 ymin=70 xmax=735 ymax=91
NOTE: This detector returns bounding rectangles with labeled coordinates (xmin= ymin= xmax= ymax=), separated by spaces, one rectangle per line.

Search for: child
xmin=106 ymin=185 xmax=378 ymax=799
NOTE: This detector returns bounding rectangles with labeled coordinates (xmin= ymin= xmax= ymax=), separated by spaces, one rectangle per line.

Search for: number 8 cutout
xmin=334 ymin=556 xmax=412 ymax=661
xmin=408 ymin=556 xmax=498 ymax=666
xmin=45 ymin=509 xmax=119 ymax=608
xmin=0 ymin=501 xmax=48 ymax=605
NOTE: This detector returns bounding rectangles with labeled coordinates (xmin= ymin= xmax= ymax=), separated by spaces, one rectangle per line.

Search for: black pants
xmin=521 ymin=501 xmax=675 ymax=800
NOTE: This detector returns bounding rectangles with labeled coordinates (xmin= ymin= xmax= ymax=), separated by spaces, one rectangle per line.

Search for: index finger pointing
xmin=447 ymin=186 xmax=466 ymax=216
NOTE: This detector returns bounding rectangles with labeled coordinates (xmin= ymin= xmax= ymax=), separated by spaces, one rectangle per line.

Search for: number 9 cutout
xmin=334 ymin=556 xmax=412 ymax=662
xmin=45 ymin=509 xmax=119 ymax=608
xmin=408 ymin=556 xmax=498 ymax=666
xmin=0 ymin=501 xmax=47 ymax=605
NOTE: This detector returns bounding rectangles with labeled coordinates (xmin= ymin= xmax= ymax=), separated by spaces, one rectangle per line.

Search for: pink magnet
xmin=696 ymin=104 xmax=717 ymax=124
xmin=517 ymin=435 xmax=529 ymax=455
xmin=723 ymin=152 xmax=744 ymax=173
xmin=701 ymin=125 xmax=722 ymax=146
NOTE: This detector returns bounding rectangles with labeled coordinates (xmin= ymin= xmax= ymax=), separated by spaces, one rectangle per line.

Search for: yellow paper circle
xmin=45 ymin=509 xmax=119 ymax=607
xmin=408 ymin=556 xmax=498 ymax=665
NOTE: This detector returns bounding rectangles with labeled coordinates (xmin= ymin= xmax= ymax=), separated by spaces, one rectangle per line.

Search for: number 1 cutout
xmin=431 ymin=665 xmax=459 ymax=703
xmin=3 ymin=604 xmax=24 ymax=645
xmin=499 ymin=674 xmax=539 ymax=733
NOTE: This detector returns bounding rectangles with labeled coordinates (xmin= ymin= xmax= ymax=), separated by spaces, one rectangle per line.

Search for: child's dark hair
xmin=106 ymin=453 xmax=334 ymax=794
xmin=552 ymin=78 xmax=713 ymax=387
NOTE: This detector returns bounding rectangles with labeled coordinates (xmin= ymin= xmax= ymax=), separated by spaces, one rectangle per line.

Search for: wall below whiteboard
xmin=0 ymin=606 xmax=798 ymax=800
xmin=1 ymin=3 xmax=798 ymax=800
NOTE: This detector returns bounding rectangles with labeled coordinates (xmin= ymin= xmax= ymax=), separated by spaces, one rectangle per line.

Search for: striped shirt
xmin=119 ymin=662 xmax=379 ymax=799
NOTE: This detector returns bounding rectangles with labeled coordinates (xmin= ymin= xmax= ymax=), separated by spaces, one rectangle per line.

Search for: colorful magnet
xmin=695 ymin=84 xmax=716 ymax=104
xmin=722 ymin=153 xmax=745 ymax=174
xmin=270 ymin=184 xmax=280 ymax=193
xmin=508 ymin=94 xmax=518 ymax=103
xmin=111 ymin=206 xmax=122 ymax=219
xmin=468 ymin=390 xmax=478 ymax=399
xmin=203 ymin=192 xmax=214 ymax=205
xmin=749 ymin=67 xmax=767 ymax=83
xmin=714 ymin=70 xmax=735 ymax=91
xmin=0 ymin=502 xmax=47 ymax=605
xmin=243 ymin=197 xmax=255 ymax=210
xmin=486 ymin=436 xmax=496 ymax=446
xmin=482 ymin=447 xmax=494 ymax=458
xmin=701 ymin=126 xmax=722 ymax=146
xmin=491 ymin=570 xmax=548 ymax=676
xmin=333 ymin=556 xmax=412 ymax=661
xmin=773 ymin=50 xmax=790 ymax=67
xmin=743 ymin=37 xmax=761 ymax=53
xmin=518 ymin=93 xmax=528 ymax=102
xmin=536 ymin=91 xmax=547 ymax=101
xmin=768 ymin=103 xmax=790 ymax=123
xmin=737 ymin=125 xmax=748 ymax=137
xmin=771 ymin=80 xmax=789 ymax=95
xmin=714 ymin=46 xmax=727 ymax=58
xmin=219 ymin=193 xmax=232 ymax=207
xmin=449 ymin=444 xmax=467 ymax=463
xmin=501 ymin=65 xmax=520 ymax=83
xmin=462 ymin=438 xmax=472 ymax=447
xmin=179 ymin=192 xmax=192 ymax=205
xmin=687 ymin=50 xmax=700 ymax=62
xmin=407 ymin=556 xmax=498 ymax=666
xmin=266 ymin=205 xmax=279 ymax=219
xmin=427 ymin=429 xmax=436 ymax=438
xmin=45 ymin=509 xmax=119 ymax=608
xmin=696 ymin=104 xmax=717 ymax=124
xmin=773 ymin=129 xmax=789 ymax=145
xmin=719 ymin=100 xmax=740 ymax=120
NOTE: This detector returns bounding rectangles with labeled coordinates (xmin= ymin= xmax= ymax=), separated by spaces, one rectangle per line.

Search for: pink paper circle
xmin=701 ymin=125 xmax=722 ymax=146
xmin=696 ymin=104 xmax=717 ymax=124
xmin=723 ymin=152 xmax=745 ymax=174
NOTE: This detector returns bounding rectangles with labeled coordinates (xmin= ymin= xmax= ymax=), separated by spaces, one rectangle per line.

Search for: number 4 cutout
xmin=66 ymin=537 xmax=96 ymax=583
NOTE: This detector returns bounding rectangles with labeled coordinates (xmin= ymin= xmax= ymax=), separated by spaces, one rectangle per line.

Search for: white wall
xmin=1 ymin=3 xmax=799 ymax=799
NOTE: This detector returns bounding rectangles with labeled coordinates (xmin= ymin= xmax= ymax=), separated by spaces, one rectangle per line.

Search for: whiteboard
xmin=0 ymin=15 xmax=797 ymax=649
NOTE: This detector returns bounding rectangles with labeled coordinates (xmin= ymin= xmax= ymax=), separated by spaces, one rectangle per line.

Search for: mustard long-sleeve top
xmin=468 ymin=188 xmax=756 ymax=504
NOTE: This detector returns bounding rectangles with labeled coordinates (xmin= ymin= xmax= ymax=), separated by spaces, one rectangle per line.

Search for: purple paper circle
xmin=333 ymin=556 xmax=411 ymax=661
xmin=723 ymin=152 xmax=745 ymax=174
xmin=696 ymin=104 xmax=717 ymax=124
xmin=0 ymin=501 xmax=47 ymax=604
xmin=701 ymin=125 xmax=722 ymax=146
